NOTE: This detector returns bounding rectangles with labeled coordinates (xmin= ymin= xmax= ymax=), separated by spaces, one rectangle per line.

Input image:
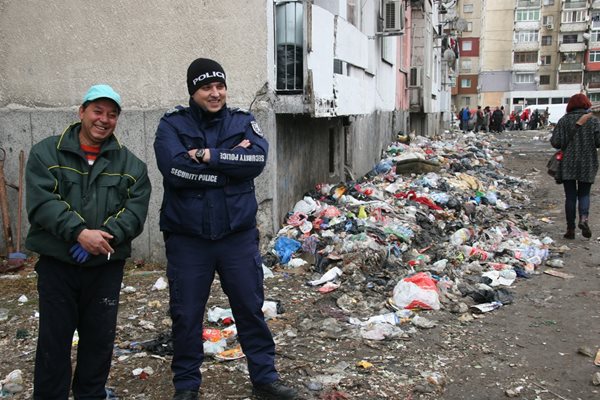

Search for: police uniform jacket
xmin=154 ymin=99 xmax=268 ymax=239
xmin=25 ymin=122 xmax=152 ymax=266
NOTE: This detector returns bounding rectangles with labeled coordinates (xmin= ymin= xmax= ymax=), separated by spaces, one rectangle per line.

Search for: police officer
xmin=154 ymin=58 xmax=298 ymax=400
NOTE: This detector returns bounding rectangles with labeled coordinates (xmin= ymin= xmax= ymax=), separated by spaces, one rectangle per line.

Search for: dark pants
xmin=166 ymin=228 xmax=278 ymax=391
xmin=34 ymin=256 xmax=124 ymax=400
xmin=563 ymin=180 xmax=592 ymax=229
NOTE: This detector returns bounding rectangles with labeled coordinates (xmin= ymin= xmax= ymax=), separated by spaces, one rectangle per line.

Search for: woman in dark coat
xmin=550 ymin=93 xmax=600 ymax=239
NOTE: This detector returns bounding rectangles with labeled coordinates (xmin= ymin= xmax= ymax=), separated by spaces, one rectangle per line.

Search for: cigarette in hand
xmin=107 ymin=252 xmax=111 ymax=261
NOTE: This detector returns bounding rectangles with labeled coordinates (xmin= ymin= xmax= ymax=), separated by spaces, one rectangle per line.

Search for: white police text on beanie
xmin=186 ymin=58 xmax=226 ymax=95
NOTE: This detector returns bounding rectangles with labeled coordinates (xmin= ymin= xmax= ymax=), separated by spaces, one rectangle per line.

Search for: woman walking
xmin=550 ymin=93 xmax=600 ymax=239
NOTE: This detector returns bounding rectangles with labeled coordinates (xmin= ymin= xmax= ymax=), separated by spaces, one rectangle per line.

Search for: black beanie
xmin=186 ymin=58 xmax=227 ymax=95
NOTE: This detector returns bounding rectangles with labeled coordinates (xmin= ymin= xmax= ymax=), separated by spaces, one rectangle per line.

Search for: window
xmin=514 ymin=52 xmax=538 ymax=63
xmin=538 ymin=97 xmax=550 ymax=104
xmin=515 ymin=30 xmax=539 ymax=43
xmin=593 ymin=31 xmax=600 ymax=42
xmin=561 ymin=52 xmax=578 ymax=63
xmin=590 ymin=51 xmax=600 ymax=62
xmin=542 ymin=0 xmax=554 ymax=5
xmin=562 ymin=34 xmax=578 ymax=44
xmin=514 ymin=73 xmax=535 ymax=84
xmin=461 ymin=59 xmax=472 ymax=71
xmin=542 ymin=36 xmax=553 ymax=46
xmin=461 ymin=78 xmax=472 ymax=88
xmin=463 ymin=4 xmax=473 ymax=13
xmin=275 ymin=1 xmax=304 ymax=92
xmin=592 ymin=11 xmax=600 ymax=29
xmin=589 ymin=93 xmax=600 ymax=102
xmin=540 ymin=55 xmax=552 ymax=65
xmin=558 ymin=72 xmax=581 ymax=84
xmin=382 ymin=36 xmax=394 ymax=64
xmin=562 ymin=10 xmax=586 ymax=24
xmin=465 ymin=22 xmax=473 ymax=32
xmin=516 ymin=9 xmax=540 ymax=21
xmin=464 ymin=96 xmax=471 ymax=106
xmin=462 ymin=40 xmax=472 ymax=51
xmin=542 ymin=16 xmax=554 ymax=26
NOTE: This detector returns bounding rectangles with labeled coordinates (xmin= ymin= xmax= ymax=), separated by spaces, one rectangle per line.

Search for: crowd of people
xmin=457 ymin=105 xmax=551 ymax=132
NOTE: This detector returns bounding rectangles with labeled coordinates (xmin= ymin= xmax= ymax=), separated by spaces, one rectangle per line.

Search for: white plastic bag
xmin=392 ymin=272 xmax=441 ymax=310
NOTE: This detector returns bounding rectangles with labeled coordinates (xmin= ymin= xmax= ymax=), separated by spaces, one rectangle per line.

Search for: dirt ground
xmin=0 ymin=128 xmax=599 ymax=400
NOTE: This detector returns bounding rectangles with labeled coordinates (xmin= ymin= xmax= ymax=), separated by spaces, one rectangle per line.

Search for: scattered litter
xmin=544 ymin=269 xmax=574 ymax=279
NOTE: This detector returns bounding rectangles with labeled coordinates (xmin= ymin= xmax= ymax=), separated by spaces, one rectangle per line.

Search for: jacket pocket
xmin=224 ymin=181 xmax=257 ymax=231
xmin=96 ymin=175 xmax=129 ymax=220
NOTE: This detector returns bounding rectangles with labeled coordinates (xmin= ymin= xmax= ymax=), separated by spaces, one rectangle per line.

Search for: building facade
xmin=0 ymin=0 xmax=414 ymax=260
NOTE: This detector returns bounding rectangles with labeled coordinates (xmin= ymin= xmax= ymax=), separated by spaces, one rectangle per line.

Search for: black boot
xmin=253 ymin=380 xmax=298 ymax=399
xmin=563 ymin=228 xmax=575 ymax=240
xmin=578 ymin=220 xmax=592 ymax=238
xmin=173 ymin=390 xmax=199 ymax=400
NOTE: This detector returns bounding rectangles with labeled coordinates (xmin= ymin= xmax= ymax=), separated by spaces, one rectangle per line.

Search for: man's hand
xmin=69 ymin=243 xmax=90 ymax=264
xmin=77 ymin=229 xmax=114 ymax=255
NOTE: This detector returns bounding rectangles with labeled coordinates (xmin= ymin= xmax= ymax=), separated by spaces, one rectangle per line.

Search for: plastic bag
xmin=392 ymin=272 xmax=441 ymax=310
xmin=274 ymin=237 xmax=302 ymax=265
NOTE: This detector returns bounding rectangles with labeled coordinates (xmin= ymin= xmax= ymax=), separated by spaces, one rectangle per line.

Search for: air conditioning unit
xmin=546 ymin=23 xmax=554 ymax=30
xmin=383 ymin=0 xmax=404 ymax=32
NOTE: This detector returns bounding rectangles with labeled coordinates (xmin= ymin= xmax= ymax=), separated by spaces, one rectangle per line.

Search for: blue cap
xmin=82 ymin=84 xmax=122 ymax=110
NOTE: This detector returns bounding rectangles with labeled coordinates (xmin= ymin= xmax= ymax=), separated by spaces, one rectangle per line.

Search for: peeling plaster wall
xmin=0 ymin=0 xmax=268 ymax=109
xmin=0 ymin=0 xmax=275 ymax=260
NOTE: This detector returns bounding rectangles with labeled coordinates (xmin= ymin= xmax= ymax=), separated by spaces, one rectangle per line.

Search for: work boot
xmin=252 ymin=380 xmax=298 ymax=399
xmin=173 ymin=390 xmax=199 ymax=400
xmin=563 ymin=228 xmax=575 ymax=240
xmin=578 ymin=220 xmax=592 ymax=238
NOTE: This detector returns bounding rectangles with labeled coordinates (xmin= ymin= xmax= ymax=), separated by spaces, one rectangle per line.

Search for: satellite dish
xmin=443 ymin=49 xmax=457 ymax=64
xmin=455 ymin=18 xmax=468 ymax=32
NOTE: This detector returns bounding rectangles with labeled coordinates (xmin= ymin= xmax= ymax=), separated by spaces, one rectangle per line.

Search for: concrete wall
xmin=274 ymin=110 xmax=401 ymax=225
xmin=0 ymin=0 xmax=270 ymax=108
xmin=0 ymin=0 xmax=278 ymax=260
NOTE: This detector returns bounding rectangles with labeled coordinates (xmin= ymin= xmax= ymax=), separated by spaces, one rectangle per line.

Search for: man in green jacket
xmin=25 ymin=84 xmax=151 ymax=399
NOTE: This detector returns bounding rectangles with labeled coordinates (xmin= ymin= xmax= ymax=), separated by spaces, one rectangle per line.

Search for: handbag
xmin=546 ymin=150 xmax=562 ymax=178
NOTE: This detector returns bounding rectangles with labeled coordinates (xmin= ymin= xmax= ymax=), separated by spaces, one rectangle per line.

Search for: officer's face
xmin=78 ymin=99 xmax=119 ymax=146
xmin=192 ymin=82 xmax=227 ymax=113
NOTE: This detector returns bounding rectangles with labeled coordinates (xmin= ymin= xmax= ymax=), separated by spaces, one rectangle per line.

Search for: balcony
xmin=559 ymin=41 xmax=587 ymax=52
xmin=560 ymin=22 xmax=589 ymax=32
xmin=514 ymin=41 xmax=541 ymax=51
xmin=517 ymin=0 xmax=541 ymax=7
xmin=515 ymin=21 xmax=541 ymax=30
xmin=587 ymin=81 xmax=600 ymax=88
xmin=513 ymin=62 xmax=539 ymax=72
xmin=593 ymin=0 xmax=600 ymax=9
xmin=562 ymin=1 xmax=587 ymax=9
xmin=559 ymin=62 xmax=584 ymax=71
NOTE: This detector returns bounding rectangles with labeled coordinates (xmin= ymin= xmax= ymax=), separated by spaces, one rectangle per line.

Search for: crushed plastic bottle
xmin=461 ymin=245 xmax=493 ymax=261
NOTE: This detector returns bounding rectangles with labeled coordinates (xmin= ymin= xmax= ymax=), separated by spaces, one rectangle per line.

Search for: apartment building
xmin=456 ymin=0 xmax=600 ymax=115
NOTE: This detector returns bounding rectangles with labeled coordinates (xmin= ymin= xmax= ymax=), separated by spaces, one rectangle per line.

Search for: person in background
xmin=154 ymin=58 xmax=298 ymax=400
xmin=25 ymin=84 xmax=151 ymax=399
xmin=542 ymin=107 xmax=550 ymax=127
xmin=474 ymin=105 xmax=484 ymax=133
xmin=461 ymin=107 xmax=471 ymax=132
xmin=483 ymin=106 xmax=491 ymax=133
xmin=550 ymin=93 xmax=600 ymax=239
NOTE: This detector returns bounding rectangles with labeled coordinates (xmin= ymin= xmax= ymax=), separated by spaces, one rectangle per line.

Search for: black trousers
xmin=166 ymin=228 xmax=278 ymax=391
xmin=34 ymin=256 xmax=124 ymax=400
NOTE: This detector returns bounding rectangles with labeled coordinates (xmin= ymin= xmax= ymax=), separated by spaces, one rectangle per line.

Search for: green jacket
xmin=25 ymin=122 xmax=151 ymax=266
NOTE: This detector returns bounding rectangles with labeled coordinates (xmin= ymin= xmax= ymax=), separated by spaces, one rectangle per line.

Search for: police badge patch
xmin=251 ymin=121 xmax=263 ymax=137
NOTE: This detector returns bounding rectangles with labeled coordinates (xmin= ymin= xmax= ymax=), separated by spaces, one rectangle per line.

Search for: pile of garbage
xmin=264 ymin=131 xmax=557 ymax=338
